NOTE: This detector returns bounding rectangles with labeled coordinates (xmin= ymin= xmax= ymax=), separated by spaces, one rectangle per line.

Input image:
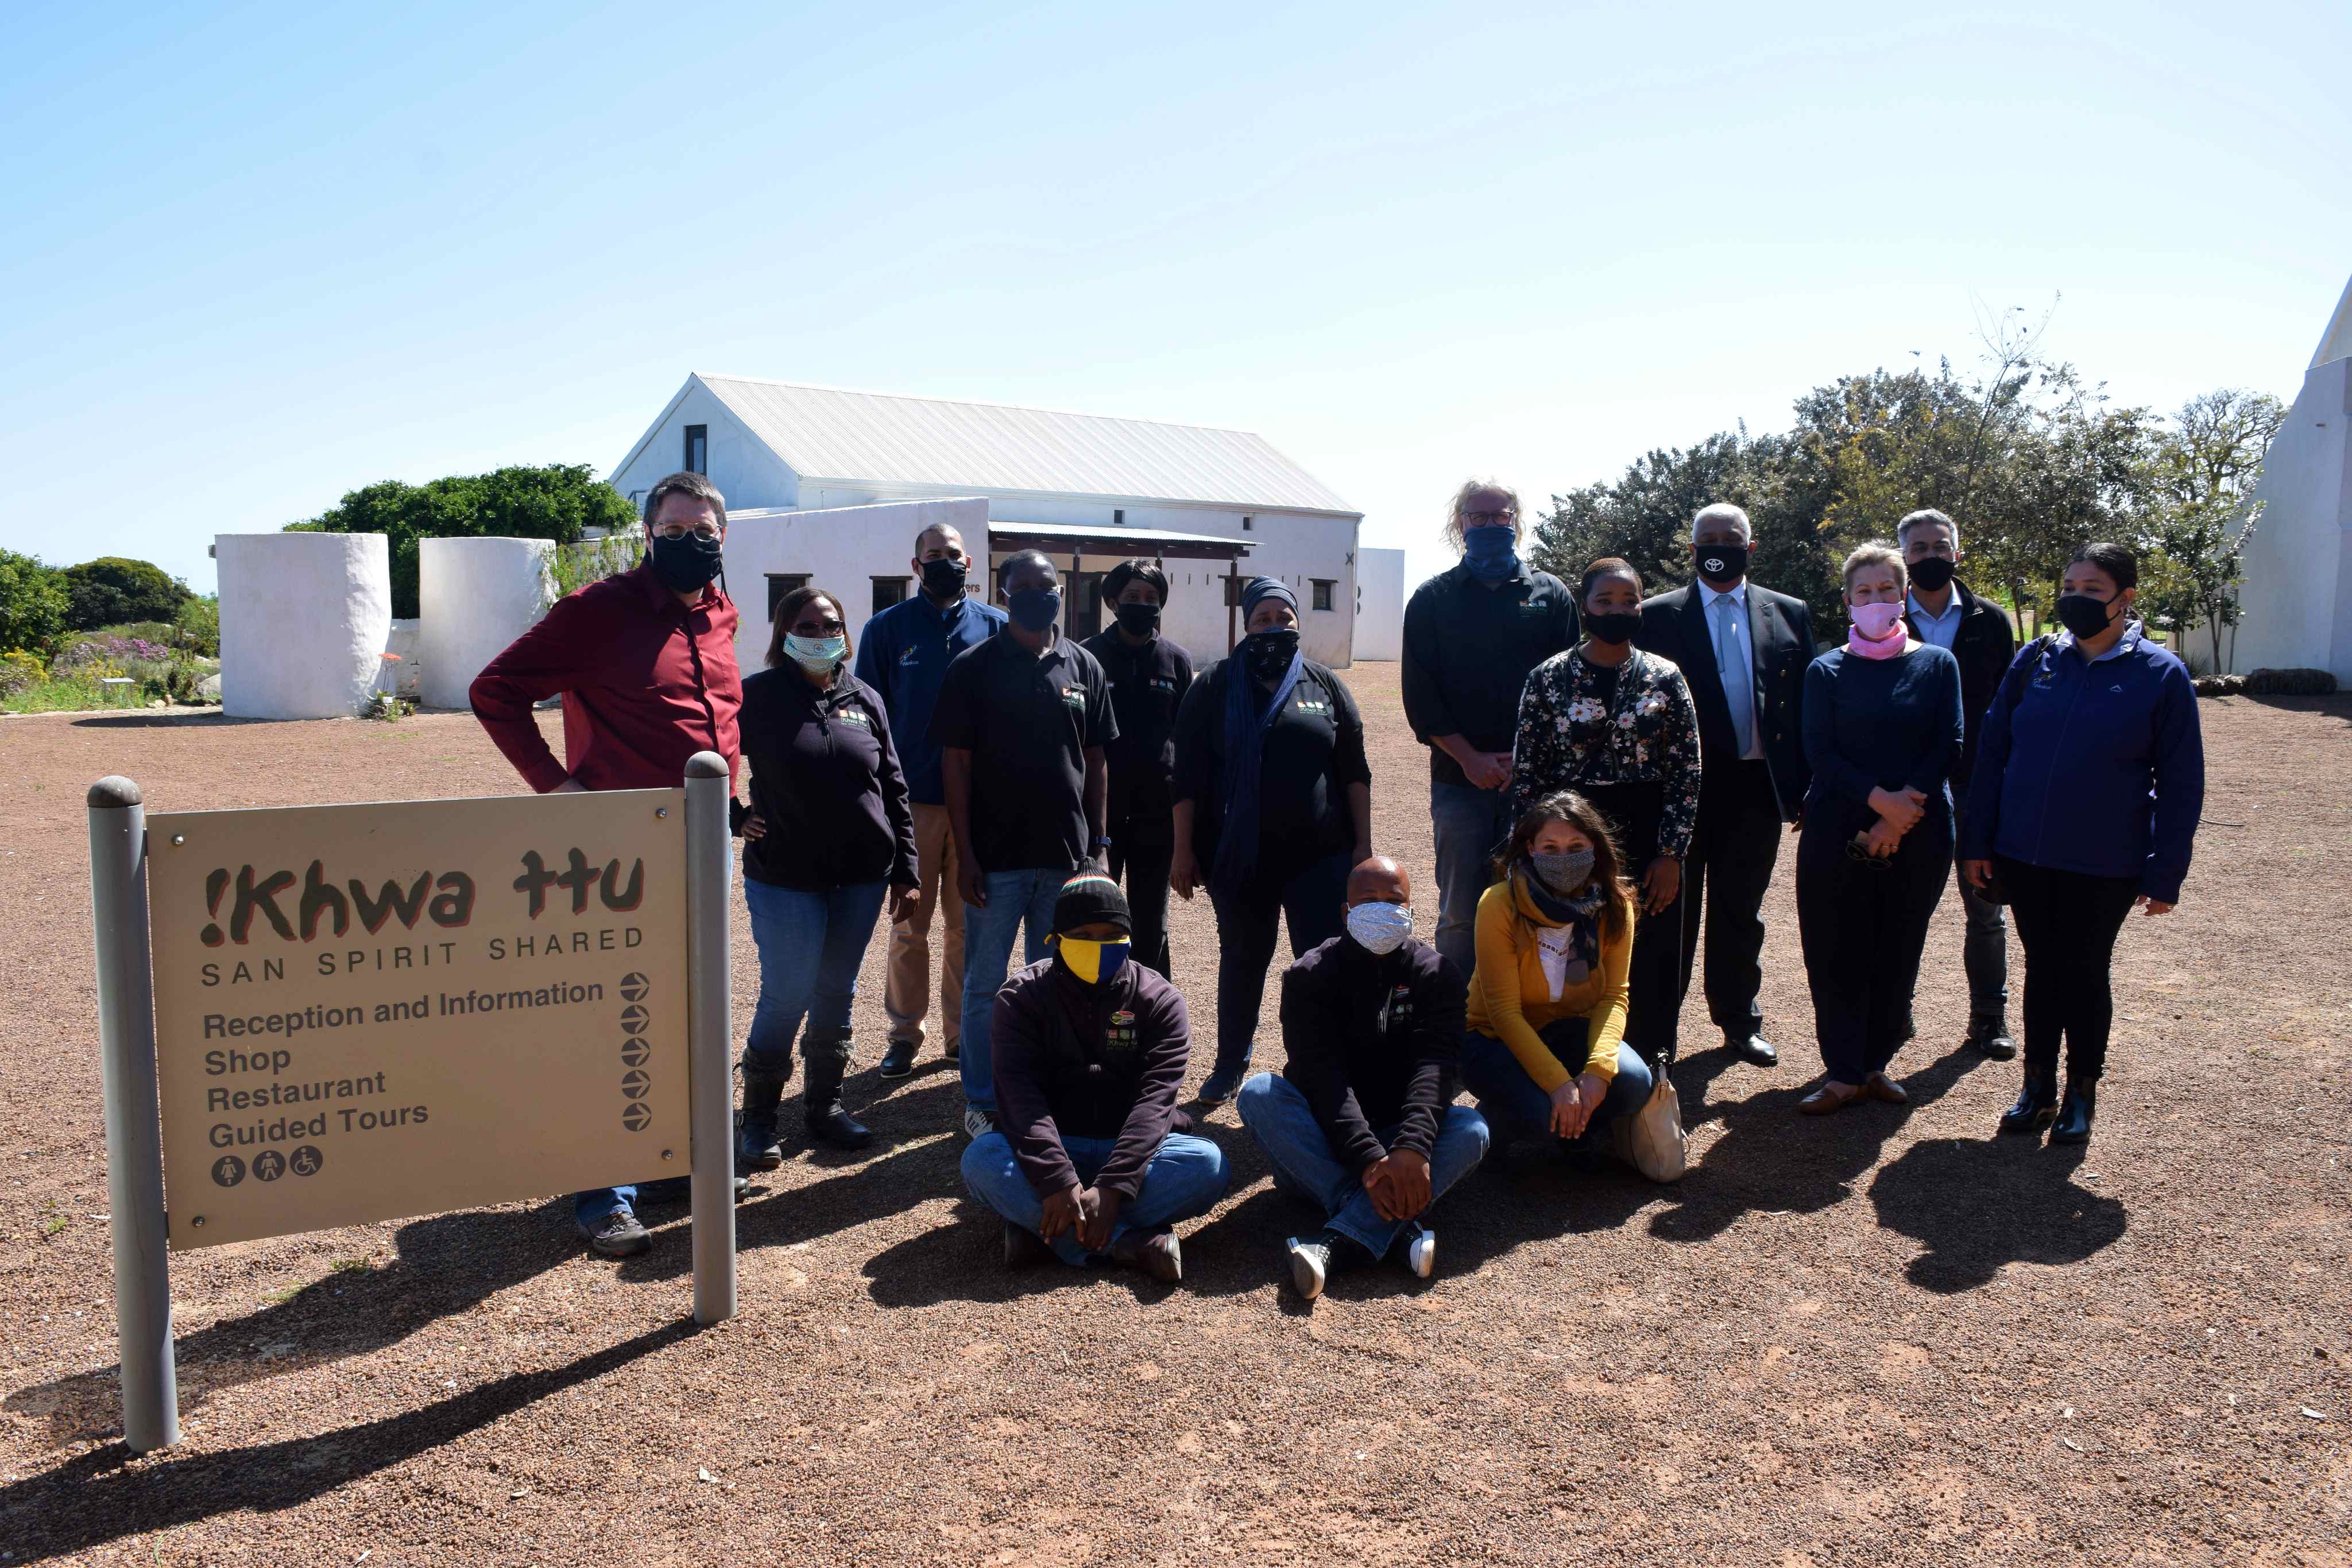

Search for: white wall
xmin=216 ymin=532 xmax=394 ymax=719
xmin=609 ymin=378 xmax=799 ymax=515
xmin=1354 ymin=547 xmax=1405 ymax=660
xmin=721 ymin=498 xmax=993 ymax=675
xmin=2233 ymin=355 xmax=2352 ymax=679
xmin=419 ymin=536 xmax=555 ymax=709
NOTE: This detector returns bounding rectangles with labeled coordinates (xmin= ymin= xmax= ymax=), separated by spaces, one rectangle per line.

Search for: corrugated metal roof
xmin=694 ymin=375 xmax=1358 ymax=516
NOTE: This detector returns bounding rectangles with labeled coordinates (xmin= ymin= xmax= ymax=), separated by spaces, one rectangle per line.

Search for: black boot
xmin=802 ymin=1032 xmax=872 ymax=1149
xmin=2048 ymin=1078 xmax=2097 ymax=1145
xmin=735 ymin=1050 xmax=790 ymax=1172
xmin=1998 ymin=1062 xmax=2059 ymax=1137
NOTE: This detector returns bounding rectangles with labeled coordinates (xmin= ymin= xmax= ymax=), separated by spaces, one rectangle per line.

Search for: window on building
xmin=1312 ymin=579 xmax=1336 ymax=612
xmin=1241 ymin=515 xmax=1254 ymax=531
xmin=872 ymin=576 xmax=911 ymax=615
xmin=683 ymin=424 xmax=707 ymax=474
xmin=765 ymin=573 xmax=810 ymax=620
xmin=1113 ymin=509 xmax=1125 ymax=525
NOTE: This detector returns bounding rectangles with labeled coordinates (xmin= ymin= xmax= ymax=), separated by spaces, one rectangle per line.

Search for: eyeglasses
xmin=1845 ymin=836 xmax=1892 ymax=869
xmin=1461 ymin=510 xmax=1515 ymax=527
xmin=651 ymin=521 xmax=723 ymax=541
xmin=793 ymin=618 xmax=848 ymax=635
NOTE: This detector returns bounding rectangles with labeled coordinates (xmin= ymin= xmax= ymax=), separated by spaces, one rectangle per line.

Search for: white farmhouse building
xmin=2233 ymin=275 xmax=2352 ymax=682
xmin=608 ymin=375 xmax=1364 ymax=665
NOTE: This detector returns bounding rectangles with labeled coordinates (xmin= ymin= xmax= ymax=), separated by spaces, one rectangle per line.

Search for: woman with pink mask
xmin=1792 ymin=543 xmax=1964 ymax=1115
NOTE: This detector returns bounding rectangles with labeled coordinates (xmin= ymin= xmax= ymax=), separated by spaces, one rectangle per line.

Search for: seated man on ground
xmin=959 ymin=873 xmax=1230 ymax=1281
xmin=1236 ymin=856 xmax=1491 ymax=1301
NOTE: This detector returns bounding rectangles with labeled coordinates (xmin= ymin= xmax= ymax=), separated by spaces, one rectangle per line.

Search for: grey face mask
xmin=1530 ymin=847 xmax=1596 ymax=895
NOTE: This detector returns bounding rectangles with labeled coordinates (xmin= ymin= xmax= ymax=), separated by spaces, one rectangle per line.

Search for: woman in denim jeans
xmin=737 ymin=587 xmax=919 ymax=1162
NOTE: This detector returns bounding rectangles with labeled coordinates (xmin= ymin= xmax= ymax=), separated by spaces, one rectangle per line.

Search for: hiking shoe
xmin=1109 ymin=1226 xmax=1183 ymax=1283
xmin=962 ymin=1105 xmax=997 ymax=1140
xmin=1198 ymin=1064 xmax=1247 ymax=1106
xmin=878 ymin=1037 xmax=918 ymax=1079
xmin=1003 ymin=1221 xmax=1055 ymax=1270
xmin=1967 ymin=1016 xmax=2019 ymax=1062
xmin=579 ymin=1209 xmax=651 ymax=1258
xmin=1401 ymin=1222 xmax=1436 ymax=1280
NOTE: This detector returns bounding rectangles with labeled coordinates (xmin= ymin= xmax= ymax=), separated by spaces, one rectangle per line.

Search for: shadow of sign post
xmin=83 ymin=753 xmax=738 ymax=1453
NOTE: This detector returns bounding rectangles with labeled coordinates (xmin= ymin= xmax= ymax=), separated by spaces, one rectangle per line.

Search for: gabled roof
xmin=2313 ymin=273 xmax=2352 ymax=370
xmin=687 ymin=374 xmax=1357 ymax=516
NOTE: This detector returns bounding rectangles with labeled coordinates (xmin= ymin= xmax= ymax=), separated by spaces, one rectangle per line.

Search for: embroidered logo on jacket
xmin=1106 ymin=1009 xmax=1139 ymax=1052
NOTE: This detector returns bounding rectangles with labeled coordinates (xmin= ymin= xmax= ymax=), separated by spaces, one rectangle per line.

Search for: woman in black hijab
xmin=1171 ymin=577 xmax=1374 ymax=1105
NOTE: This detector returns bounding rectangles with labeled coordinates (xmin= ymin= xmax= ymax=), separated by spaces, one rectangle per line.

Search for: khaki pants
xmin=884 ymin=803 xmax=964 ymax=1051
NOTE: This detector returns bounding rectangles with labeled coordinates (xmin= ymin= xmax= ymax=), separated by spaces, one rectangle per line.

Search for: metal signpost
xmin=84 ymin=753 xmax=738 ymax=1453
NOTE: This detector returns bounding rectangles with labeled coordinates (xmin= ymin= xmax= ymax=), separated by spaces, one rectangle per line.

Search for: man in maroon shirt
xmin=470 ymin=470 xmax=746 ymax=1257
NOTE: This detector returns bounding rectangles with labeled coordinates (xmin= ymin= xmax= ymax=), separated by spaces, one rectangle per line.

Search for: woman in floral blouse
xmin=1507 ymin=558 xmax=1703 ymax=1062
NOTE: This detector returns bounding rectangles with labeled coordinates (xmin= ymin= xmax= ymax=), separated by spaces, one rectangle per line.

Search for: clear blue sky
xmin=4 ymin=0 xmax=2346 ymax=595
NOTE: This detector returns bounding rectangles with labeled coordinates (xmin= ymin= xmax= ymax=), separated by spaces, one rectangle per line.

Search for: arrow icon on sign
xmin=621 ymin=1069 xmax=651 ymax=1101
xmin=621 ymin=1004 xmax=649 ymax=1032
xmin=620 ymin=972 xmax=649 ymax=1001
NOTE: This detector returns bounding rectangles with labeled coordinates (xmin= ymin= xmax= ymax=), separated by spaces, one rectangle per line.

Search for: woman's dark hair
xmin=2068 ymin=540 xmax=2138 ymax=594
xmin=1580 ymin=556 xmax=1642 ymax=603
xmin=1490 ymin=789 xmax=1637 ymax=943
xmin=766 ymin=586 xmax=849 ymax=670
xmin=1102 ymin=558 xmax=1168 ymax=605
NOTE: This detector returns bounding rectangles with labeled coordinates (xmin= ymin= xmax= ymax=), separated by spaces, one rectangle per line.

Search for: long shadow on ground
xmin=1869 ymin=1137 xmax=2126 ymax=1291
xmin=1649 ymin=1041 xmax=1997 ymax=1245
xmin=0 ymin=1320 xmax=701 ymax=1564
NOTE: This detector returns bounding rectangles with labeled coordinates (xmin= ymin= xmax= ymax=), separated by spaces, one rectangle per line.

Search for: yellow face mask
xmin=1051 ymin=934 xmax=1131 ymax=986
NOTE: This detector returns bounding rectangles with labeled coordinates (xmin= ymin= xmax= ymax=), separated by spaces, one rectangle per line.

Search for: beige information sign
xmin=145 ymin=788 xmax=690 ymax=1250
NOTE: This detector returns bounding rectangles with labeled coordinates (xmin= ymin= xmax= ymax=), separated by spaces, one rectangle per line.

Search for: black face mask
xmin=1908 ymin=556 xmax=1955 ymax=593
xmin=1693 ymin=543 xmax=1748 ymax=584
xmin=648 ymin=531 xmax=724 ymax=594
xmin=919 ymin=557 xmax=968 ymax=599
xmin=1585 ymin=610 xmax=1642 ymax=646
xmin=1115 ymin=601 xmax=1161 ymax=637
xmin=1243 ymin=628 xmax=1300 ymax=682
xmin=2056 ymin=592 xmax=2119 ymax=640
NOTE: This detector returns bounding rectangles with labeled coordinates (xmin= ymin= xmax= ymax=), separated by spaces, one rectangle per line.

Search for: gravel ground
xmin=1 ymin=667 xmax=2347 ymax=1566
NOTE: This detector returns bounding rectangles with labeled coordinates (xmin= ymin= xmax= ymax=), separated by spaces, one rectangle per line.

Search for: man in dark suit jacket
xmin=1633 ymin=502 xmax=1816 ymax=1066
xmin=1898 ymin=508 xmax=2018 ymax=1061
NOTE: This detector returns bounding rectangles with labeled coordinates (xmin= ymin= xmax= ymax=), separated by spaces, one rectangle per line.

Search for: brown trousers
xmin=883 ymin=803 xmax=964 ymax=1050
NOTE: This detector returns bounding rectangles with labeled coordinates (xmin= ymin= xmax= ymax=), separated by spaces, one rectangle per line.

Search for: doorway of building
xmin=1066 ymin=572 xmax=1105 ymax=639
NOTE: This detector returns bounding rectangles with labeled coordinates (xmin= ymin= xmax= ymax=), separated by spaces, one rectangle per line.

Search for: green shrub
xmin=0 ymin=549 xmax=70 ymax=655
xmin=0 ymin=649 xmax=45 ymax=699
xmin=175 ymin=596 xmax=219 ymax=655
xmin=2242 ymin=668 xmax=2338 ymax=696
xmin=62 ymin=557 xmax=193 ymax=630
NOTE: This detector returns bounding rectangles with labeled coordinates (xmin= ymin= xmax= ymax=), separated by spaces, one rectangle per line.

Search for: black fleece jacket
xmin=1276 ymin=934 xmax=1467 ymax=1172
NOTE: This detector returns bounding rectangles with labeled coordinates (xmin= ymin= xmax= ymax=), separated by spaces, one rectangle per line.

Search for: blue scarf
xmin=1210 ymin=650 xmax=1306 ymax=901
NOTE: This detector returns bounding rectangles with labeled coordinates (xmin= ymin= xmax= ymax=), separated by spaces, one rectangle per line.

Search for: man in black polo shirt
xmin=1402 ymin=480 xmax=1579 ymax=978
xmin=933 ymin=549 xmax=1117 ymax=1137
xmin=1237 ymin=855 xmax=1489 ymax=1300
xmin=1081 ymin=557 xmax=1194 ymax=979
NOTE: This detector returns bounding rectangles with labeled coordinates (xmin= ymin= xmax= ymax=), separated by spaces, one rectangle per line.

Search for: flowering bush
xmin=0 ymin=649 xmax=44 ymax=699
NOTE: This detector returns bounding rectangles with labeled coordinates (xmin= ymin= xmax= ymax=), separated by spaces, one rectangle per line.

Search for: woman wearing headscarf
xmin=735 ymin=586 xmax=919 ymax=1163
xmin=1506 ymin=557 xmax=1703 ymax=1063
xmin=1171 ymin=576 xmax=1374 ymax=1105
xmin=1456 ymin=791 xmax=1654 ymax=1162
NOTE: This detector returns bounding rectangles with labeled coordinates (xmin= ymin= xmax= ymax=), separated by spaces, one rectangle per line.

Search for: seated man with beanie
xmin=959 ymin=872 xmax=1231 ymax=1280
xmin=1236 ymin=856 xmax=1490 ymax=1302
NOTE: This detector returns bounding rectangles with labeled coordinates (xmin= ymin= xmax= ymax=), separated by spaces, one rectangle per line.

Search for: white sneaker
xmin=962 ymin=1105 xmax=997 ymax=1139
xmin=1403 ymin=1224 xmax=1437 ymax=1280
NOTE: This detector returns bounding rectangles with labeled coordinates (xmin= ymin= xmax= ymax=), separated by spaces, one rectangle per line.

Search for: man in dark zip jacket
xmin=1898 ymin=508 xmax=2018 ymax=1060
xmin=1237 ymin=856 xmax=1490 ymax=1300
xmin=958 ymin=873 xmax=1229 ymax=1280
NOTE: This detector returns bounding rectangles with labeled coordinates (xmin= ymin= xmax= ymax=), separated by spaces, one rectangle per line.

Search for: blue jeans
xmin=1458 ymin=1024 xmax=1653 ymax=1151
xmin=1429 ymin=781 xmax=1515 ymax=980
xmin=1236 ymin=1073 xmax=1490 ymax=1259
xmin=742 ymin=876 xmax=889 ymax=1064
xmin=960 ymin=867 xmax=1068 ymax=1113
xmin=1951 ymin=804 xmax=2009 ymax=1020
xmin=960 ymin=1131 xmax=1231 ymax=1265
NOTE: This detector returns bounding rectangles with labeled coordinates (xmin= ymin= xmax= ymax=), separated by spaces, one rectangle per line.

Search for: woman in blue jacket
xmin=1962 ymin=542 xmax=2205 ymax=1145
xmin=1794 ymin=543 xmax=1964 ymax=1115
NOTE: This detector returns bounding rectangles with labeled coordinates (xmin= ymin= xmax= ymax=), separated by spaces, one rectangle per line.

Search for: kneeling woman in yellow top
xmin=1459 ymin=790 xmax=1654 ymax=1161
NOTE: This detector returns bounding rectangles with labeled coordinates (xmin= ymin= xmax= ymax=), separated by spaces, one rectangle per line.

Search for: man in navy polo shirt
xmin=854 ymin=521 xmax=1007 ymax=1081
